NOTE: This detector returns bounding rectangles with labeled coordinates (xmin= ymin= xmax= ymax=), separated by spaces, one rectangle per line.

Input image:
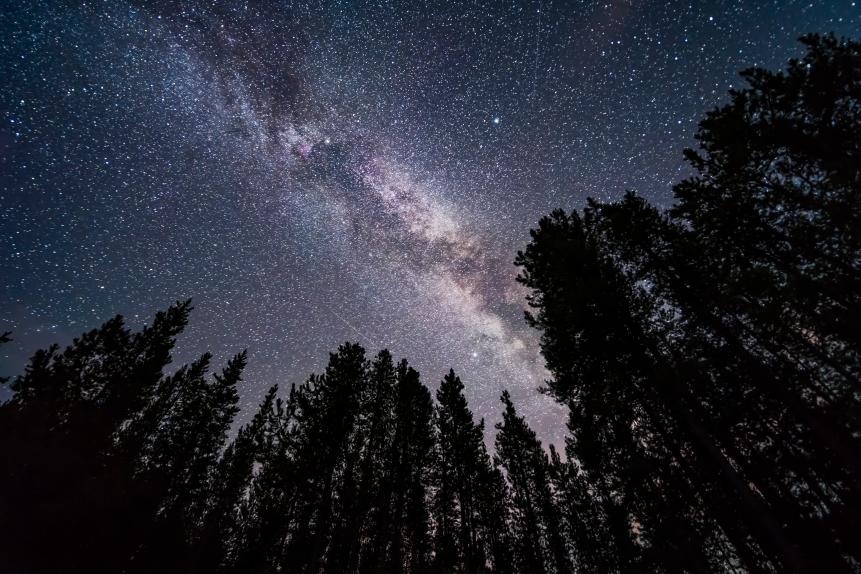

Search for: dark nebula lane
xmin=1 ymin=1 xmax=858 ymax=446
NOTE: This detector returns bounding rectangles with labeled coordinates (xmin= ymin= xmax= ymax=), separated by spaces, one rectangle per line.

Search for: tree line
xmin=0 ymin=303 xmax=568 ymax=573
xmin=1 ymin=33 xmax=859 ymax=573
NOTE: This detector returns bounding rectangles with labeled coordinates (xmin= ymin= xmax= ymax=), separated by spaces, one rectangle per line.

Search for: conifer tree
xmin=196 ymin=385 xmax=279 ymax=572
xmin=124 ymin=350 xmax=247 ymax=572
xmin=360 ymin=359 xmax=435 ymax=572
xmin=230 ymin=343 xmax=368 ymax=573
xmin=339 ymin=350 xmax=400 ymax=572
xmin=494 ymin=391 xmax=571 ymax=574
xmin=546 ymin=446 xmax=617 ymax=573
xmin=0 ymin=301 xmax=253 ymax=574
xmin=432 ymin=370 xmax=512 ymax=573
xmin=516 ymin=34 xmax=861 ymax=573
xmin=229 ymin=383 xmax=298 ymax=574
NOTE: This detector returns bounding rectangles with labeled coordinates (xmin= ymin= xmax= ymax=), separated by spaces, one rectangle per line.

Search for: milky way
xmin=1 ymin=1 xmax=858 ymax=446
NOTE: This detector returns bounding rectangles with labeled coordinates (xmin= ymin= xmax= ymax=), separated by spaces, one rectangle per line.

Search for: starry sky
xmin=1 ymin=0 xmax=858 ymax=446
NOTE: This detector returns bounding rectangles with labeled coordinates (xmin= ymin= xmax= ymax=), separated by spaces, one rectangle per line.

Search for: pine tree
xmin=361 ymin=359 xmax=435 ymax=572
xmin=516 ymin=204 xmax=800 ymax=572
xmin=339 ymin=350 xmax=400 ymax=572
xmin=196 ymin=385 xmax=280 ymax=572
xmin=666 ymin=36 xmax=861 ymax=565
xmin=591 ymin=34 xmax=861 ymax=570
xmin=516 ymin=34 xmax=861 ymax=573
xmin=493 ymin=391 xmax=571 ymax=574
xmin=123 ymin=350 xmax=247 ymax=572
xmin=231 ymin=347 xmax=437 ymax=574
xmin=0 ymin=301 xmax=258 ymax=573
xmin=432 ymin=370 xmax=512 ymax=573
xmin=229 ymin=383 xmax=298 ymax=574
xmin=546 ymin=445 xmax=616 ymax=573
xmin=230 ymin=343 xmax=368 ymax=573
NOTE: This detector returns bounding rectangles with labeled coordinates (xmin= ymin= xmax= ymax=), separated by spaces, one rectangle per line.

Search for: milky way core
xmin=2 ymin=1 xmax=858 ymax=445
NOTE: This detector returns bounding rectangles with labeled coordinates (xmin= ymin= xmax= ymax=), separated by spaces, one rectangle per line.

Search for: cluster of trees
xmin=1 ymin=33 xmax=858 ymax=573
xmin=0 ymin=302 xmax=574 ymax=573
xmin=514 ymin=34 xmax=861 ymax=572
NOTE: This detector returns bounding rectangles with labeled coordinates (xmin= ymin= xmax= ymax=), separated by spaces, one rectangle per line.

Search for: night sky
xmin=2 ymin=1 xmax=858 ymax=445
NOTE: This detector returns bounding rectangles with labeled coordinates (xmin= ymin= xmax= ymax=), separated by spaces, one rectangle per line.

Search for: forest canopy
xmin=1 ymin=33 xmax=859 ymax=573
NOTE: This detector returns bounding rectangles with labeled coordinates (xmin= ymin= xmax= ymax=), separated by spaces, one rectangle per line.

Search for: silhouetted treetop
xmin=3 ymin=33 xmax=860 ymax=574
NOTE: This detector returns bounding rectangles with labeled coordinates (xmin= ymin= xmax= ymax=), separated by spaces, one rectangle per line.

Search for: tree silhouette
xmin=516 ymin=33 xmax=861 ymax=573
xmin=494 ymin=391 xmax=570 ymax=574
xmin=432 ymin=369 xmax=513 ymax=573
xmin=1 ymin=31 xmax=858 ymax=574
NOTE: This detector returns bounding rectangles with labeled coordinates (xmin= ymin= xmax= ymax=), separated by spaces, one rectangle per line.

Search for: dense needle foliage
xmin=1 ymin=34 xmax=858 ymax=573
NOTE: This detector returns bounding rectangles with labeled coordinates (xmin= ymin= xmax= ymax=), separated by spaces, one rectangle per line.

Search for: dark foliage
xmin=516 ymin=33 xmax=860 ymax=573
xmin=1 ymin=34 xmax=858 ymax=574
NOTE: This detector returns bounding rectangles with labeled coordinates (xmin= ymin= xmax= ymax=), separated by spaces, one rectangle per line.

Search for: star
xmin=2 ymin=0 xmax=857 ymax=450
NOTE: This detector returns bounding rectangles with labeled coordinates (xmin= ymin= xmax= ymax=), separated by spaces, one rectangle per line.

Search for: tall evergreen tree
xmin=494 ymin=391 xmax=571 ymax=574
xmin=195 ymin=384 xmax=280 ymax=572
xmin=0 ymin=301 xmax=251 ymax=574
xmin=339 ymin=350 xmax=400 ymax=572
xmin=123 ymin=349 xmax=247 ymax=572
xmin=230 ymin=343 xmax=368 ymax=573
xmin=546 ymin=445 xmax=619 ymax=574
xmin=228 ymin=383 xmax=299 ymax=574
xmin=516 ymin=34 xmax=861 ymax=573
xmin=432 ymin=370 xmax=512 ymax=573
xmin=358 ymin=359 xmax=436 ymax=573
